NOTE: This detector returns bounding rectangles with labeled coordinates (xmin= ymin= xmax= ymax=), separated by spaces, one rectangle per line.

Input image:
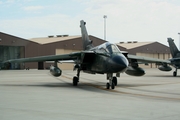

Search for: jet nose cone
xmin=113 ymin=54 xmax=129 ymax=69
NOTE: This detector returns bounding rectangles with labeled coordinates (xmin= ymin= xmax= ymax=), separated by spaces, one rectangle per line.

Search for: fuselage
xmin=169 ymin=58 xmax=180 ymax=69
xmin=85 ymin=42 xmax=129 ymax=74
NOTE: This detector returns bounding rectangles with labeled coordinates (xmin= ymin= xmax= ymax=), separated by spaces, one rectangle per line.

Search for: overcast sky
xmin=0 ymin=0 xmax=180 ymax=46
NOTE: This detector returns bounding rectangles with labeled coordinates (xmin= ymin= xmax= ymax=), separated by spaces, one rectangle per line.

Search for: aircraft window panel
xmin=106 ymin=46 xmax=112 ymax=54
xmin=106 ymin=45 xmax=121 ymax=54
xmin=100 ymin=48 xmax=108 ymax=53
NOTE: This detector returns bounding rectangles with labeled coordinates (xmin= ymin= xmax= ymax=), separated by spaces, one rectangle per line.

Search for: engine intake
xmin=125 ymin=66 xmax=145 ymax=76
xmin=50 ymin=65 xmax=62 ymax=77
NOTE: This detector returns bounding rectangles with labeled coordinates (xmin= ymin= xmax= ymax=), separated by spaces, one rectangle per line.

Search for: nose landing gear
xmin=106 ymin=80 xmax=115 ymax=89
xmin=106 ymin=74 xmax=118 ymax=89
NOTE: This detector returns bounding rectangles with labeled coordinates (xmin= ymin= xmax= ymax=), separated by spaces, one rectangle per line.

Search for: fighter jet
xmin=166 ymin=38 xmax=180 ymax=76
xmin=126 ymin=38 xmax=180 ymax=77
xmin=138 ymin=38 xmax=180 ymax=77
xmin=0 ymin=20 xmax=172 ymax=89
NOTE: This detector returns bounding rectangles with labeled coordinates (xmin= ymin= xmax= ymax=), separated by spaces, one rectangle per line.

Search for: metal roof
xmin=29 ymin=35 xmax=81 ymax=44
xmin=116 ymin=41 xmax=156 ymax=49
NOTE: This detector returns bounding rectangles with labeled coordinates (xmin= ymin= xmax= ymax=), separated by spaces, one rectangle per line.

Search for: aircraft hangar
xmin=0 ymin=32 xmax=106 ymax=70
xmin=0 ymin=31 xmax=171 ymax=70
xmin=29 ymin=35 xmax=107 ymax=70
xmin=0 ymin=32 xmax=40 ymax=69
xmin=117 ymin=41 xmax=171 ymax=68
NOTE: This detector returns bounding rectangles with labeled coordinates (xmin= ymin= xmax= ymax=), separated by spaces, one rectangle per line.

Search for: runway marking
xmin=61 ymin=74 xmax=180 ymax=102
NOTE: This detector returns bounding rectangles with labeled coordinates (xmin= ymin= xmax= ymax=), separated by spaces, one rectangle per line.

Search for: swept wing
xmin=2 ymin=51 xmax=95 ymax=64
xmin=128 ymin=54 xmax=171 ymax=64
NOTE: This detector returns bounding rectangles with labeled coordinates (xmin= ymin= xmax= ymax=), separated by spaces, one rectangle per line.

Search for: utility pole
xmin=103 ymin=15 xmax=107 ymax=40
xmin=178 ymin=33 xmax=180 ymax=50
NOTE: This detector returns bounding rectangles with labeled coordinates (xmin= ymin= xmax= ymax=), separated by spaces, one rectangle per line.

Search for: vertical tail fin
xmin=80 ymin=20 xmax=93 ymax=50
xmin=167 ymin=38 xmax=180 ymax=58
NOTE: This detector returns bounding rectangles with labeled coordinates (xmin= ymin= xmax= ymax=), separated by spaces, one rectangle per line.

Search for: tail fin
xmin=80 ymin=20 xmax=93 ymax=50
xmin=167 ymin=38 xmax=180 ymax=58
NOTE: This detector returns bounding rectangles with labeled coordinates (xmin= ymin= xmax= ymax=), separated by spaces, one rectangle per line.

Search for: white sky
xmin=0 ymin=0 xmax=180 ymax=46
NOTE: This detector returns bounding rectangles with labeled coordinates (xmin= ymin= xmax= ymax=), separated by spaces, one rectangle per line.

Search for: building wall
xmin=124 ymin=42 xmax=171 ymax=68
xmin=0 ymin=32 xmax=40 ymax=69
xmin=89 ymin=35 xmax=106 ymax=47
xmin=128 ymin=42 xmax=170 ymax=55
xmin=0 ymin=32 xmax=29 ymax=46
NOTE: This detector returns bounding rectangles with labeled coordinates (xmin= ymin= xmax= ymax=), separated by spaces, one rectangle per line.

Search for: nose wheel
xmin=106 ymin=74 xmax=117 ymax=89
xmin=106 ymin=82 xmax=115 ymax=89
xmin=112 ymin=77 xmax=117 ymax=86
xmin=106 ymin=83 xmax=110 ymax=89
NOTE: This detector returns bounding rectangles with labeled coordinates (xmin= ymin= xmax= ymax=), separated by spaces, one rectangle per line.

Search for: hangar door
xmin=0 ymin=46 xmax=25 ymax=69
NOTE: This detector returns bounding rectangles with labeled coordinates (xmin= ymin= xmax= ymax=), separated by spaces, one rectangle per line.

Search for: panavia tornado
xmin=166 ymin=38 xmax=180 ymax=76
xmin=1 ymin=20 xmax=172 ymax=89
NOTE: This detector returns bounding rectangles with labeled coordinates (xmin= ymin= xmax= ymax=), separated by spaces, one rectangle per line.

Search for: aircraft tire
xmin=73 ymin=76 xmax=78 ymax=86
xmin=173 ymin=71 xmax=177 ymax=77
xmin=106 ymin=83 xmax=110 ymax=89
xmin=111 ymin=83 xmax=115 ymax=89
xmin=112 ymin=77 xmax=117 ymax=86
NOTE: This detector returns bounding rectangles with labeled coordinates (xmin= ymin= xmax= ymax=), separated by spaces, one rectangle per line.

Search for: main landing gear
xmin=72 ymin=67 xmax=118 ymax=90
xmin=73 ymin=69 xmax=80 ymax=86
xmin=106 ymin=73 xmax=118 ymax=89
xmin=173 ymin=68 xmax=177 ymax=77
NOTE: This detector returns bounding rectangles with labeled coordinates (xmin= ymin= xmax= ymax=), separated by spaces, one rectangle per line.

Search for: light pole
xmin=178 ymin=33 xmax=180 ymax=50
xmin=103 ymin=15 xmax=107 ymax=40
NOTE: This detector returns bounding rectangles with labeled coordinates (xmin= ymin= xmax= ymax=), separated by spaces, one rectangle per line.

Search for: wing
xmin=126 ymin=54 xmax=172 ymax=74
xmin=2 ymin=51 xmax=94 ymax=64
xmin=128 ymin=54 xmax=171 ymax=64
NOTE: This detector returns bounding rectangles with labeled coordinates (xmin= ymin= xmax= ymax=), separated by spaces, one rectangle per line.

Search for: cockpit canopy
xmin=98 ymin=42 xmax=121 ymax=54
xmin=106 ymin=44 xmax=121 ymax=54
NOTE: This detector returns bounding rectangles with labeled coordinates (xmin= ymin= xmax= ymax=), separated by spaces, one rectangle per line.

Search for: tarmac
xmin=0 ymin=68 xmax=180 ymax=120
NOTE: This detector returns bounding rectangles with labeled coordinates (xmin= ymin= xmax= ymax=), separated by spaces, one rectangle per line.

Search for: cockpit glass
xmin=106 ymin=44 xmax=121 ymax=54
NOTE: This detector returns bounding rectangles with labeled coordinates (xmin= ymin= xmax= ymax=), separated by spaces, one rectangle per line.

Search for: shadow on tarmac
xmin=145 ymin=74 xmax=180 ymax=77
xmin=0 ymin=82 xmax=111 ymax=94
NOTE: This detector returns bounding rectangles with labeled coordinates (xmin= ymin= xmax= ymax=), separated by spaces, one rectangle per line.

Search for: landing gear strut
xmin=173 ymin=68 xmax=177 ymax=77
xmin=106 ymin=73 xmax=117 ymax=89
xmin=73 ymin=68 xmax=80 ymax=86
